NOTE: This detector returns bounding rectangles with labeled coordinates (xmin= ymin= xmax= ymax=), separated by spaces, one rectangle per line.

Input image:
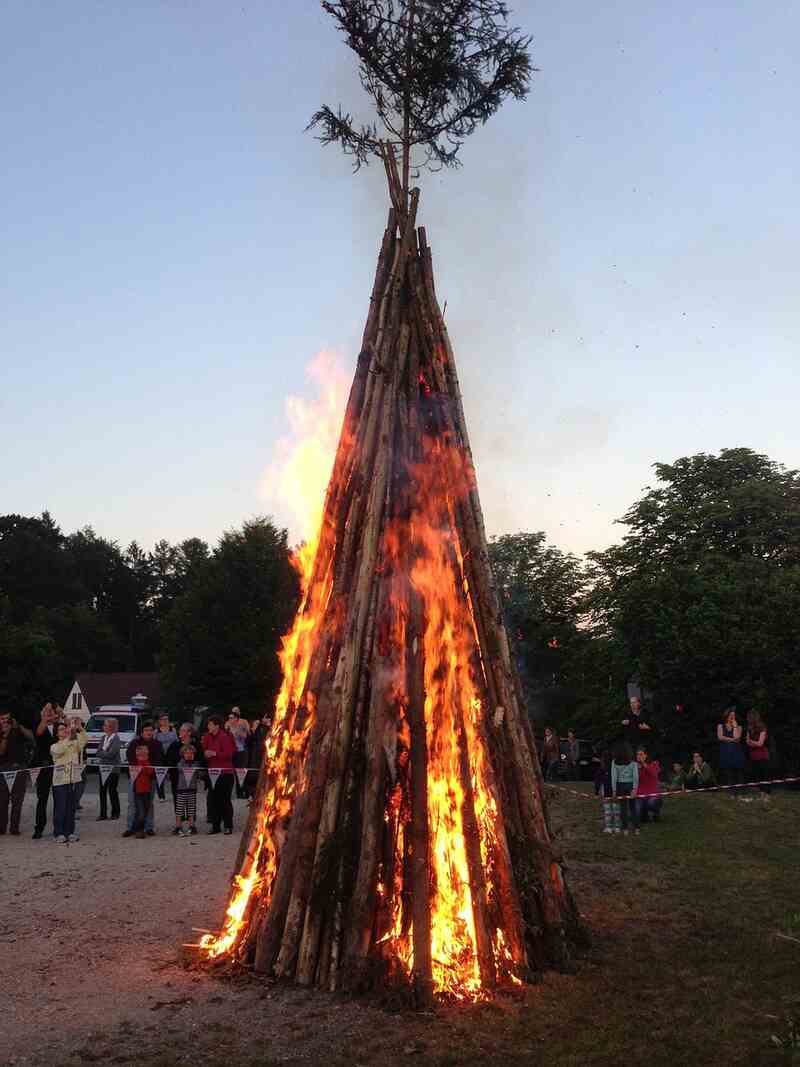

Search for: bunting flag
xmin=28 ymin=767 xmax=41 ymax=788
xmin=235 ymin=768 xmax=248 ymax=788
xmin=155 ymin=767 xmax=169 ymax=788
xmin=128 ymin=766 xmax=142 ymax=783
xmin=208 ymin=768 xmax=222 ymax=786
xmin=3 ymin=771 xmax=18 ymax=791
xmin=182 ymin=766 xmax=197 ymax=788
xmin=99 ymin=766 xmax=114 ymax=785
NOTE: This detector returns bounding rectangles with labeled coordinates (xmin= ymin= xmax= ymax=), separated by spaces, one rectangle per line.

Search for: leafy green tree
xmin=159 ymin=518 xmax=299 ymax=718
xmin=309 ymin=0 xmax=533 ymax=206
xmin=588 ymin=448 xmax=800 ymax=763
xmin=488 ymin=532 xmax=620 ymax=735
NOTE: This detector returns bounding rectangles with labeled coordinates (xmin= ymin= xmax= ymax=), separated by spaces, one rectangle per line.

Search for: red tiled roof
xmin=72 ymin=672 xmax=161 ymax=711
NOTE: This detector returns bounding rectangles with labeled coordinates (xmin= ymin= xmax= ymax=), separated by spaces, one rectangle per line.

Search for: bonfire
xmin=200 ymin=0 xmax=583 ymax=1003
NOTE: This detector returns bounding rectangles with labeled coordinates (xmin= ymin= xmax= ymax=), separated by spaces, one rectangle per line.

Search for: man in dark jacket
xmin=32 ymin=703 xmax=59 ymax=838
xmin=0 ymin=710 xmax=33 ymax=835
xmin=122 ymin=722 xmax=162 ymax=837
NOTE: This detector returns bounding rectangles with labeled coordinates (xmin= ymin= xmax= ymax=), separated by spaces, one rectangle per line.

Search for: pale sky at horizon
xmin=2 ymin=1 xmax=798 ymax=560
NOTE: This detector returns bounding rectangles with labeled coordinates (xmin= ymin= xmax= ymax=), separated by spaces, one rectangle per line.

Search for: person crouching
xmin=131 ymin=744 xmax=155 ymax=839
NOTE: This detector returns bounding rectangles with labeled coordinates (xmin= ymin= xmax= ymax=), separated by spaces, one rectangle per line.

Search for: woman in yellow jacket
xmin=51 ymin=721 xmax=87 ymax=843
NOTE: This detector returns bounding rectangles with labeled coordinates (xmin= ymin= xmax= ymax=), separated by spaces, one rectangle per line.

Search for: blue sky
xmin=2 ymin=1 xmax=798 ymax=558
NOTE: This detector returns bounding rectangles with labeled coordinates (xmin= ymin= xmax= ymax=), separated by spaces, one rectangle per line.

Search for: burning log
xmin=200 ymin=160 xmax=584 ymax=1000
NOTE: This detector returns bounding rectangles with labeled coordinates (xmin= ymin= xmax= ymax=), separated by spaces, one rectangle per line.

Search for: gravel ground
xmin=1 ymin=778 xmax=501 ymax=1067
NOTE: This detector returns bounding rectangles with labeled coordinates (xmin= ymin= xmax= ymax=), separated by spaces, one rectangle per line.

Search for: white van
xmin=83 ymin=705 xmax=143 ymax=769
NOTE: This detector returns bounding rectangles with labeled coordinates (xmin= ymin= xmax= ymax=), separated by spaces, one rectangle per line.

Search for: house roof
xmin=72 ymin=672 xmax=161 ymax=711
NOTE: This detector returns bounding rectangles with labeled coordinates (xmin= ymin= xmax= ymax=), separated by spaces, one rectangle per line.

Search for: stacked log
xmin=203 ymin=164 xmax=583 ymax=1002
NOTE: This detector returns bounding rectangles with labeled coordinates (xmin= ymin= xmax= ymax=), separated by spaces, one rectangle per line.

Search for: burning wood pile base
xmin=201 ymin=168 xmax=584 ymax=1004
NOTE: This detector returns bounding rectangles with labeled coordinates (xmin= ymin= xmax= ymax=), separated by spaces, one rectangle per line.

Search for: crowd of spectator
xmin=0 ymin=702 xmax=273 ymax=843
xmin=539 ymin=696 xmax=780 ymax=837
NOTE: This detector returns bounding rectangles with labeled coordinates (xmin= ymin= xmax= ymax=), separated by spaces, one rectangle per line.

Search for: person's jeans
xmin=635 ymin=796 xmax=663 ymax=823
xmin=0 ymin=767 xmax=27 ymax=833
xmin=34 ymin=767 xmax=53 ymax=834
xmin=53 ymin=783 xmax=77 ymax=838
xmin=133 ymin=791 xmax=153 ymax=832
xmin=748 ymin=760 xmax=771 ymax=795
xmin=615 ymin=783 xmax=638 ymax=831
xmin=208 ymin=773 xmax=234 ymax=831
xmin=127 ymin=776 xmax=155 ymax=831
xmin=99 ymin=770 xmax=120 ymax=817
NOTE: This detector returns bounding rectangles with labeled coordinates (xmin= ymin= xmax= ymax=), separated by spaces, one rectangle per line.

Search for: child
xmin=635 ymin=747 xmax=663 ymax=824
xmin=594 ymin=750 xmax=615 ymax=834
xmin=174 ymin=744 xmax=199 ymax=836
xmin=685 ymin=751 xmax=715 ymax=790
xmin=611 ymin=742 xmax=639 ymax=835
xmin=668 ymin=761 xmax=687 ymax=791
xmin=131 ymin=743 xmax=155 ymax=839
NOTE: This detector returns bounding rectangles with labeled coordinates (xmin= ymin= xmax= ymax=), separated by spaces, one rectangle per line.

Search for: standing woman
xmin=745 ymin=710 xmax=771 ymax=803
xmin=716 ymin=708 xmax=745 ymax=797
xmin=51 ymin=720 xmax=87 ymax=842
xmin=96 ymin=717 xmax=122 ymax=820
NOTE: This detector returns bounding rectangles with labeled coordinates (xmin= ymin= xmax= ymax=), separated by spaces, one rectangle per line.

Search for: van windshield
xmin=86 ymin=714 xmax=137 ymax=734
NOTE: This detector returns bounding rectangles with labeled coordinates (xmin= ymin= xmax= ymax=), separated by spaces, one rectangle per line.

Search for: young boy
xmin=174 ymin=744 xmax=199 ymax=836
xmin=668 ymin=761 xmax=687 ymax=791
xmin=132 ymin=744 xmax=155 ymax=839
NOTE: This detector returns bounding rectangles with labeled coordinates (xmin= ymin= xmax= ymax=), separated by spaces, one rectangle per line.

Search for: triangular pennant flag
xmin=182 ymin=766 xmax=197 ymax=787
xmin=28 ymin=767 xmax=41 ymax=788
xmin=100 ymin=765 xmax=113 ymax=785
xmin=235 ymin=767 xmax=248 ymax=788
xmin=155 ymin=767 xmax=168 ymax=788
xmin=129 ymin=766 xmax=141 ymax=783
xmin=2 ymin=771 xmax=16 ymax=792
xmin=208 ymin=768 xmax=222 ymax=786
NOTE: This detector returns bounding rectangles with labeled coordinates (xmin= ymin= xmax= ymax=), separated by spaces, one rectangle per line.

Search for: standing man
xmin=246 ymin=710 xmax=273 ymax=799
xmin=565 ymin=730 xmax=580 ymax=780
xmin=621 ymin=696 xmax=654 ymax=746
xmin=202 ymin=716 xmax=236 ymax=835
xmin=122 ymin=722 xmax=161 ymax=837
xmin=226 ymin=707 xmax=251 ymax=800
xmin=33 ymin=703 xmax=59 ymax=839
xmin=153 ymin=714 xmax=178 ymax=801
xmin=0 ymin=710 xmax=33 ymax=835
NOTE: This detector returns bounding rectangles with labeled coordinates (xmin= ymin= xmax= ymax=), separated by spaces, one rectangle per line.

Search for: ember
xmin=201 ymin=158 xmax=582 ymax=1003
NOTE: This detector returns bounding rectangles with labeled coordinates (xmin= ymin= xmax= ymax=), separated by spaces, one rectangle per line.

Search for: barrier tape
xmin=0 ymin=765 xmax=250 ymax=789
xmin=546 ymin=775 xmax=800 ymax=802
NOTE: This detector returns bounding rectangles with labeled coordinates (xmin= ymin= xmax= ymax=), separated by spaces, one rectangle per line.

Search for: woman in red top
xmin=201 ymin=716 xmax=237 ymax=835
xmin=634 ymin=747 xmax=663 ymax=825
xmin=745 ymin=710 xmax=771 ymax=802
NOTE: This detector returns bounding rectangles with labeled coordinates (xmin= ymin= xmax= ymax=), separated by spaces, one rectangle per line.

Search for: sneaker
xmin=602 ymin=828 xmax=613 ymax=834
xmin=68 ymin=834 xmax=79 ymax=843
xmin=223 ymin=828 xmax=232 ymax=835
xmin=96 ymin=815 xmax=108 ymax=821
xmin=188 ymin=826 xmax=198 ymax=836
xmin=159 ymin=797 xmax=167 ymax=803
xmin=32 ymin=831 xmax=43 ymax=840
xmin=55 ymin=835 xmax=67 ymax=844
xmin=172 ymin=827 xmax=182 ymax=836
xmin=613 ymin=828 xmax=621 ymax=834
xmin=145 ymin=830 xmax=156 ymax=836
xmin=122 ymin=830 xmax=134 ymax=838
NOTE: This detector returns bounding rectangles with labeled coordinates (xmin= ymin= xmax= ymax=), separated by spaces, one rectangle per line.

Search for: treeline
xmin=0 ymin=515 xmax=298 ymax=724
xmin=2 ymin=447 xmax=799 ymax=765
xmin=489 ymin=447 xmax=800 ymax=767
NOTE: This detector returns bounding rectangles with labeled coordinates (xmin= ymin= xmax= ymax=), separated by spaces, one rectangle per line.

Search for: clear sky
xmin=2 ymin=1 xmax=798 ymax=559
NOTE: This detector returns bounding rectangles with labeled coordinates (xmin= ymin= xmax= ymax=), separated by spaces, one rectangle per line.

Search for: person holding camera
xmin=32 ymin=703 xmax=59 ymax=839
xmin=51 ymin=719 xmax=87 ymax=843
xmin=0 ymin=710 xmax=33 ymax=836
